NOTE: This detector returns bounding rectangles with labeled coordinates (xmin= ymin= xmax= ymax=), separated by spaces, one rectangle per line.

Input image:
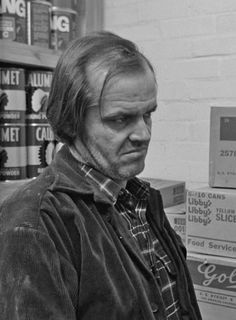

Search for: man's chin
xmin=118 ymin=162 xmax=145 ymax=180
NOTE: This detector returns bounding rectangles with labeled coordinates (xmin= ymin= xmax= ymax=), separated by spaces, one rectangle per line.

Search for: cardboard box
xmin=165 ymin=203 xmax=186 ymax=244
xmin=186 ymin=186 xmax=236 ymax=258
xmin=141 ymin=178 xmax=185 ymax=208
xmin=209 ymin=106 xmax=236 ymax=188
xmin=187 ymin=253 xmax=236 ymax=320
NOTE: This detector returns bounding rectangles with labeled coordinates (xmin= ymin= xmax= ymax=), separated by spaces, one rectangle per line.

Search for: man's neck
xmin=69 ymin=141 xmax=128 ymax=189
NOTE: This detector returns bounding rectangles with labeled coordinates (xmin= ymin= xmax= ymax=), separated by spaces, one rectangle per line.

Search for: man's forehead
xmin=86 ymin=63 xmax=108 ymax=100
xmin=87 ymin=61 xmax=154 ymax=89
xmin=86 ymin=62 xmax=157 ymax=113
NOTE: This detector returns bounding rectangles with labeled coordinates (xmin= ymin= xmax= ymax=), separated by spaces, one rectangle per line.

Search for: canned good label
xmin=26 ymin=123 xmax=56 ymax=177
xmin=0 ymin=67 xmax=26 ymax=123
xmin=0 ymin=16 xmax=15 ymax=40
xmin=0 ymin=124 xmax=25 ymax=146
xmin=25 ymin=70 xmax=52 ymax=123
xmin=0 ymin=123 xmax=27 ymax=180
xmin=27 ymin=0 xmax=51 ymax=47
xmin=0 ymin=0 xmax=27 ymax=43
xmin=51 ymin=8 xmax=77 ymax=50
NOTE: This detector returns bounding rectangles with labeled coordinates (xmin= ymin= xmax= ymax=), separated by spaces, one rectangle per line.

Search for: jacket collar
xmin=49 ymin=144 xmax=113 ymax=204
xmin=49 ymin=144 xmax=150 ymax=206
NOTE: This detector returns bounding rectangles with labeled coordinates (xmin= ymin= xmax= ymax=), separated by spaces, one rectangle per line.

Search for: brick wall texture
xmin=104 ymin=0 xmax=236 ymax=188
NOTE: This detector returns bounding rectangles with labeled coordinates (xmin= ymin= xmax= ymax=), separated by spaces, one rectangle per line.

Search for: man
xmin=0 ymin=31 xmax=202 ymax=319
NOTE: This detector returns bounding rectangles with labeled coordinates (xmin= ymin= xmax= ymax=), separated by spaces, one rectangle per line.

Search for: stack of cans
xmin=0 ymin=0 xmax=78 ymax=50
xmin=0 ymin=1 xmax=78 ymax=180
xmin=0 ymin=67 xmax=27 ymax=180
xmin=0 ymin=67 xmax=61 ymax=180
xmin=25 ymin=69 xmax=55 ymax=178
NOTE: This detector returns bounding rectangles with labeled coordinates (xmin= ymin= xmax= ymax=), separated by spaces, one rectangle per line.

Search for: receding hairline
xmin=46 ymin=31 xmax=157 ymax=144
xmin=85 ymin=56 xmax=156 ymax=106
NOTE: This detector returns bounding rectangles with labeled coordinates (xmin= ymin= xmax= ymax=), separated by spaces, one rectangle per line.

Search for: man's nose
xmin=129 ymin=117 xmax=151 ymax=142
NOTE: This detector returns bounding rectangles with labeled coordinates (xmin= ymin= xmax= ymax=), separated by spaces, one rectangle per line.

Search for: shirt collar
xmin=79 ymin=162 xmax=121 ymax=204
xmin=69 ymin=145 xmax=150 ymax=204
xmin=79 ymin=163 xmax=150 ymax=206
xmin=69 ymin=145 xmax=121 ymax=204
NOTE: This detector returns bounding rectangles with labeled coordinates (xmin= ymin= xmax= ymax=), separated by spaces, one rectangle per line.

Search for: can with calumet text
xmin=0 ymin=123 xmax=27 ymax=180
xmin=26 ymin=123 xmax=58 ymax=178
xmin=0 ymin=0 xmax=27 ymax=43
xmin=25 ymin=69 xmax=52 ymax=123
xmin=0 ymin=67 xmax=26 ymax=124
xmin=25 ymin=69 xmax=54 ymax=178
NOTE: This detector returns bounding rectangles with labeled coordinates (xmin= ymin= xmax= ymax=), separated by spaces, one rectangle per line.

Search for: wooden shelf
xmin=0 ymin=40 xmax=60 ymax=69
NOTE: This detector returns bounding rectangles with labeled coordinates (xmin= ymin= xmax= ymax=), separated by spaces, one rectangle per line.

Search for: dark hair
xmin=46 ymin=31 xmax=156 ymax=145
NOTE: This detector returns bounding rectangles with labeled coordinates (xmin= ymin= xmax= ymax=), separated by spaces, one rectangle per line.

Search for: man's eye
xmin=113 ymin=117 xmax=127 ymax=124
xmin=115 ymin=118 xmax=124 ymax=123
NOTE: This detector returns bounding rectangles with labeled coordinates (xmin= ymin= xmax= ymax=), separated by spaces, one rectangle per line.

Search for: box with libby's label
xmin=187 ymin=253 xmax=236 ymax=320
xmin=209 ymin=106 xmax=236 ymax=188
xmin=141 ymin=178 xmax=185 ymax=208
xmin=186 ymin=186 xmax=236 ymax=258
xmin=165 ymin=203 xmax=186 ymax=245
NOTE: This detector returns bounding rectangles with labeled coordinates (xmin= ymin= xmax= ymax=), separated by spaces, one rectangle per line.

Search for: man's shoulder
xmin=0 ymin=170 xmax=56 ymax=232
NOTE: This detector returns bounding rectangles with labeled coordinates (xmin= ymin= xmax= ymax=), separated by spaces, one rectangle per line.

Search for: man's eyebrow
xmin=102 ymin=110 xmax=131 ymax=119
xmin=102 ymin=104 xmax=157 ymax=119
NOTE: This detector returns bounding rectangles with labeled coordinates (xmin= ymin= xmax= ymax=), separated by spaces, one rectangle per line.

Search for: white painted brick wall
xmin=103 ymin=0 xmax=236 ymax=188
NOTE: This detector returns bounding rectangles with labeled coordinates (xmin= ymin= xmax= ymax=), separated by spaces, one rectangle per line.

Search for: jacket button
xmin=150 ymin=302 xmax=158 ymax=313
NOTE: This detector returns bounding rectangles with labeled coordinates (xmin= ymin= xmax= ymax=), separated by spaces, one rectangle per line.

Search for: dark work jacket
xmin=0 ymin=145 xmax=202 ymax=320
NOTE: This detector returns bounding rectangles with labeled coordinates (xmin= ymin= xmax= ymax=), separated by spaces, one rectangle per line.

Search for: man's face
xmin=81 ymin=66 xmax=157 ymax=184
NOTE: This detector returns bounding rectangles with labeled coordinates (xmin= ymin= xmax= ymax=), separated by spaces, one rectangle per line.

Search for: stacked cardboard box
xmin=186 ymin=107 xmax=236 ymax=320
xmin=187 ymin=253 xmax=236 ymax=320
xmin=209 ymin=107 xmax=236 ymax=188
xmin=165 ymin=203 xmax=186 ymax=245
xmin=141 ymin=178 xmax=186 ymax=208
xmin=142 ymin=177 xmax=186 ymax=244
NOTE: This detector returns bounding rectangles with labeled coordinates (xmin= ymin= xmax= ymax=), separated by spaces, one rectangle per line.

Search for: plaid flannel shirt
xmin=80 ymin=163 xmax=182 ymax=319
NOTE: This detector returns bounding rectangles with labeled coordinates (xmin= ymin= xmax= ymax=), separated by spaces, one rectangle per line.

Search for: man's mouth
xmin=123 ymin=148 xmax=148 ymax=156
